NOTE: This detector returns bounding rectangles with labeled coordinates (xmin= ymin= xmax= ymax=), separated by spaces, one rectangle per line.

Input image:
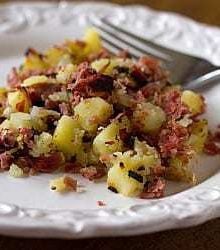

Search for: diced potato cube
xmin=53 ymin=115 xmax=84 ymax=157
xmin=133 ymin=102 xmax=166 ymax=134
xmin=91 ymin=58 xmax=133 ymax=75
xmin=107 ymin=140 xmax=161 ymax=197
xmin=8 ymin=89 xmax=31 ymax=113
xmin=93 ymin=122 xmax=123 ymax=156
xmin=0 ymin=87 xmax=7 ymax=95
xmin=30 ymin=132 xmax=54 ymax=157
xmin=166 ymin=155 xmax=197 ymax=184
xmin=10 ymin=112 xmax=32 ymax=129
xmin=74 ymin=97 xmax=113 ymax=134
xmin=21 ymin=75 xmax=49 ymax=87
xmin=107 ymin=164 xmax=143 ymax=197
xmin=44 ymin=47 xmax=67 ymax=67
xmin=91 ymin=58 xmax=110 ymax=74
xmin=181 ymin=90 xmax=204 ymax=115
xmin=30 ymin=106 xmax=60 ymax=119
xmin=23 ymin=50 xmax=48 ymax=71
xmin=30 ymin=106 xmax=60 ymax=132
xmin=0 ymin=119 xmax=13 ymax=130
xmin=110 ymin=150 xmax=160 ymax=173
xmin=50 ymin=176 xmax=77 ymax=192
xmin=9 ymin=164 xmax=25 ymax=178
xmin=188 ymin=119 xmax=208 ymax=153
xmin=1 ymin=112 xmax=33 ymax=130
xmin=56 ymin=64 xmax=76 ymax=84
xmin=84 ymin=28 xmax=101 ymax=54
xmin=48 ymin=91 xmax=69 ymax=102
xmin=64 ymin=40 xmax=87 ymax=63
xmin=50 ymin=177 xmax=67 ymax=192
xmin=0 ymin=88 xmax=8 ymax=115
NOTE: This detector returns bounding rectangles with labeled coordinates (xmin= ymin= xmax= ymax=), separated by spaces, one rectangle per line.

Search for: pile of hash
xmin=0 ymin=29 xmax=218 ymax=198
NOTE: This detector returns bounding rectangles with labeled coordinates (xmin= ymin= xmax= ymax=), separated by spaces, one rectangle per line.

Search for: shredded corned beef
xmin=15 ymin=156 xmax=33 ymax=171
xmin=97 ymin=200 xmax=106 ymax=206
xmin=160 ymin=89 xmax=189 ymax=119
xmin=44 ymin=99 xmax=60 ymax=110
xmin=213 ymin=131 xmax=220 ymax=143
xmin=150 ymin=165 xmax=166 ymax=177
xmin=19 ymin=128 xmax=34 ymax=145
xmin=204 ymin=133 xmax=220 ymax=155
xmin=80 ymin=166 xmax=106 ymax=181
xmin=69 ymin=91 xmax=81 ymax=107
xmin=7 ymin=67 xmax=21 ymax=88
xmin=0 ymin=129 xmax=17 ymax=149
xmin=68 ymin=62 xmax=114 ymax=100
xmin=0 ymin=152 xmax=13 ymax=170
xmin=136 ymin=81 xmax=163 ymax=102
xmin=132 ymin=57 xmax=168 ymax=85
xmin=119 ymin=128 xmax=129 ymax=142
xmin=140 ymin=178 xmax=166 ymax=199
xmin=130 ymin=65 xmax=149 ymax=86
xmin=64 ymin=162 xmax=82 ymax=173
xmin=159 ymin=120 xmax=189 ymax=158
xmin=12 ymin=152 xmax=63 ymax=174
xmin=63 ymin=176 xmax=77 ymax=191
xmin=33 ymin=152 xmax=64 ymax=173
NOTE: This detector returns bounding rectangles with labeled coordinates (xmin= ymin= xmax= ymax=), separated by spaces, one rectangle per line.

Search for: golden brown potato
xmin=133 ymin=102 xmax=166 ymax=134
xmin=93 ymin=122 xmax=123 ymax=156
xmin=44 ymin=47 xmax=67 ymax=67
xmin=23 ymin=50 xmax=48 ymax=71
xmin=84 ymin=28 xmax=102 ymax=54
xmin=107 ymin=139 xmax=161 ymax=197
xmin=10 ymin=112 xmax=32 ymax=129
xmin=74 ymin=97 xmax=113 ymax=134
xmin=107 ymin=164 xmax=144 ymax=197
xmin=21 ymin=75 xmax=49 ymax=87
xmin=53 ymin=115 xmax=84 ymax=158
xmin=8 ymin=89 xmax=31 ymax=113
xmin=181 ymin=90 xmax=204 ymax=115
xmin=166 ymin=155 xmax=197 ymax=184
xmin=188 ymin=119 xmax=208 ymax=153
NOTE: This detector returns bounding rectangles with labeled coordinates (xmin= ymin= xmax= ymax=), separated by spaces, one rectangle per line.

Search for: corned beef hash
xmin=0 ymin=29 xmax=218 ymax=199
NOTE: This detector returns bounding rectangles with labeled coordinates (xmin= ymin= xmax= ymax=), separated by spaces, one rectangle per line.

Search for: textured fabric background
xmin=0 ymin=1 xmax=220 ymax=249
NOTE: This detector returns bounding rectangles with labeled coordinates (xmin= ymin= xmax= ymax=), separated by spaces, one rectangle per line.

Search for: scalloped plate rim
xmin=0 ymin=1 xmax=220 ymax=239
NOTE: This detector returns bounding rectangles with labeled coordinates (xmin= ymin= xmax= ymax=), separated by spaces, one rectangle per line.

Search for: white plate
xmin=0 ymin=1 xmax=220 ymax=239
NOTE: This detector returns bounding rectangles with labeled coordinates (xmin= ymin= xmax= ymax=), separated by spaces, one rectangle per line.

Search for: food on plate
xmin=0 ymin=28 xmax=218 ymax=199
xmin=50 ymin=175 xmax=77 ymax=192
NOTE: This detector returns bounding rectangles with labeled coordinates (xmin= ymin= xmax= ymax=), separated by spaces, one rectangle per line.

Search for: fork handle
xmin=184 ymin=69 xmax=220 ymax=90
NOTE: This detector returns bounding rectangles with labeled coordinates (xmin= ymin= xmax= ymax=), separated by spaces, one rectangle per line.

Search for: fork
xmin=90 ymin=18 xmax=220 ymax=90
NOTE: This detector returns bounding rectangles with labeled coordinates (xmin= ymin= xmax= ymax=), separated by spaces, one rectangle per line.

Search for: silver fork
xmin=91 ymin=18 xmax=220 ymax=90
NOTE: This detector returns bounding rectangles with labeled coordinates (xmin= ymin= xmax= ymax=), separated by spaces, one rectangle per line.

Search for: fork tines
xmin=90 ymin=17 xmax=172 ymax=62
